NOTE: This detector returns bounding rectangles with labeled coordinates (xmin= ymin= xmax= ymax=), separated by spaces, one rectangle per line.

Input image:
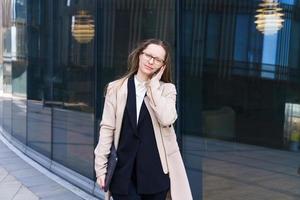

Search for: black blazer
xmin=109 ymin=75 xmax=169 ymax=195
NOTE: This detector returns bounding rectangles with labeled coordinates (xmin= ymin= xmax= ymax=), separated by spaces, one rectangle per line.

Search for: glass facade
xmin=0 ymin=0 xmax=300 ymax=199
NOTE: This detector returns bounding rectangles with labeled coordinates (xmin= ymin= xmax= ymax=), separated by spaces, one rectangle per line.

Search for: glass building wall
xmin=0 ymin=0 xmax=300 ymax=199
xmin=11 ymin=0 xmax=27 ymax=145
xmin=180 ymin=0 xmax=300 ymax=199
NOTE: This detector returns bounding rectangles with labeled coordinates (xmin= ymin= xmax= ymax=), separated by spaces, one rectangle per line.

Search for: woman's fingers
xmin=97 ymin=176 xmax=105 ymax=190
xmin=153 ymin=66 xmax=166 ymax=81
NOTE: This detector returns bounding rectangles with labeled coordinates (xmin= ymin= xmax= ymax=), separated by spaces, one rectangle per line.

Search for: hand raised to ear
xmin=151 ymin=66 xmax=166 ymax=81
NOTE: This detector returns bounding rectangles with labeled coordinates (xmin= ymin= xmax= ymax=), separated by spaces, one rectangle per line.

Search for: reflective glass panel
xmin=181 ymin=0 xmax=300 ymax=199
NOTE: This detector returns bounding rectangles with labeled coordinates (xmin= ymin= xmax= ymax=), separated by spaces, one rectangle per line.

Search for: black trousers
xmin=111 ymin=180 xmax=169 ymax=200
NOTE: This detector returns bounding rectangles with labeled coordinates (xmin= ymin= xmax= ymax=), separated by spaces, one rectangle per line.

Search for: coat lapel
xmin=115 ymin=78 xmax=128 ymax=148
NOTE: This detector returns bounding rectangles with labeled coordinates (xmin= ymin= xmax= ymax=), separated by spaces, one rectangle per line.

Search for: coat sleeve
xmin=94 ymin=83 xmax=116 ymax=179
xmin=146 ymin=79 xmax=178 ymax=127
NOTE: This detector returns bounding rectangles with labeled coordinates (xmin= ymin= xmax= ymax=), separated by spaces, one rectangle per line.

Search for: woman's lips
xmin=145 ymin=65 xmax=153 ymax=70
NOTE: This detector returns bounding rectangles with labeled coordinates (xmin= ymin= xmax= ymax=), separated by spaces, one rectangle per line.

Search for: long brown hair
xmin=120 ymin=38 xmax=173 ymax=83
xmin=104 ymin=39 xmax=173 ymax=97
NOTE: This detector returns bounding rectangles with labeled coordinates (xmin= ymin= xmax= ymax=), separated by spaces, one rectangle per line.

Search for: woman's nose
xmin=148 ymin=57 xmax=154 ymax=64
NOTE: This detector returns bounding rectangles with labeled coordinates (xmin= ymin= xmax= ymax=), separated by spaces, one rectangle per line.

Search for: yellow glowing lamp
xmin=254 ymin=0 xmax=285 ymax=35
xmin=71 ymin=10 xmax=95 ymax=43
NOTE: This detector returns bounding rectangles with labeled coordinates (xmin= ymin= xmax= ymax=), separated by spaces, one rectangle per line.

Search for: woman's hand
xmin=151 ymin=66 xmax=166 ymax=81
xmin=97 ymin=176 xmax=106 ymax=190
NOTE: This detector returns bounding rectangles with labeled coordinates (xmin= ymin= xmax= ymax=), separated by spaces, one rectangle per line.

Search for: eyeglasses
xmin=141 ymin=52 xmax=165 ymax=66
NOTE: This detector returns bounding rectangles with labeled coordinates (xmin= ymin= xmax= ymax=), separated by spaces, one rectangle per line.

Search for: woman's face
xmin=138 ymin=44 xmax=166 ymax=77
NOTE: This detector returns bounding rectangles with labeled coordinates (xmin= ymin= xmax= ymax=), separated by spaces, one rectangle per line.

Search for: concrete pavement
xmin=0 ymin=137 xmax=94 ymax=200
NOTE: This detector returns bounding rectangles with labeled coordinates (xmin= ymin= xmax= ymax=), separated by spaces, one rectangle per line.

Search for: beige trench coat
xmin=94 ymin=76 xmax=193 ymax=200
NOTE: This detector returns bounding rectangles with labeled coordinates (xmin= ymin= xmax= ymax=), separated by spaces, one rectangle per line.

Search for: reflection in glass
xmin=12 ymin=98 xmax=26 ymax=143
xmin=284 ymin=103 xmax=300 ymax=152
xmin=71 ymin=10 xmax=95 ymax=44
xmin=255 ymin=0 xmax=284 ymax=35
xmin=10 ymin=0 xmax=27 ymax=144
xmin=26 ymin=0 xmax=52 ymax=158
xmin=3 ymin=63 xmax=12 ymax=94
xmin=28 ymin=100 xmax=52 ymax=158
xmin=53 ymin=109 xmax=94 ymax=179
xmin=50 ymin=0 xmax=96 ymax=179
xmin=52 ymin=0 xmax=95 ymax=112
xmin=202 ymin=107 xmax=235 ymax=140
xmin=181 ymin=1 xmax=300 ymax=199
xmin=2 ymin=97 xmax=12 ymax=134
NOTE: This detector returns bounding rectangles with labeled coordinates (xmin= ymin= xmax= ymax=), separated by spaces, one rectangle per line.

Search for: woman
xmin=94 ymin=39 xmax=192 ymax=200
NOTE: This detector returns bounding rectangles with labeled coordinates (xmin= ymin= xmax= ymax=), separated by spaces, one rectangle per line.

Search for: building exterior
xmin=0 ymin=0 xmax=300 ymax=199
